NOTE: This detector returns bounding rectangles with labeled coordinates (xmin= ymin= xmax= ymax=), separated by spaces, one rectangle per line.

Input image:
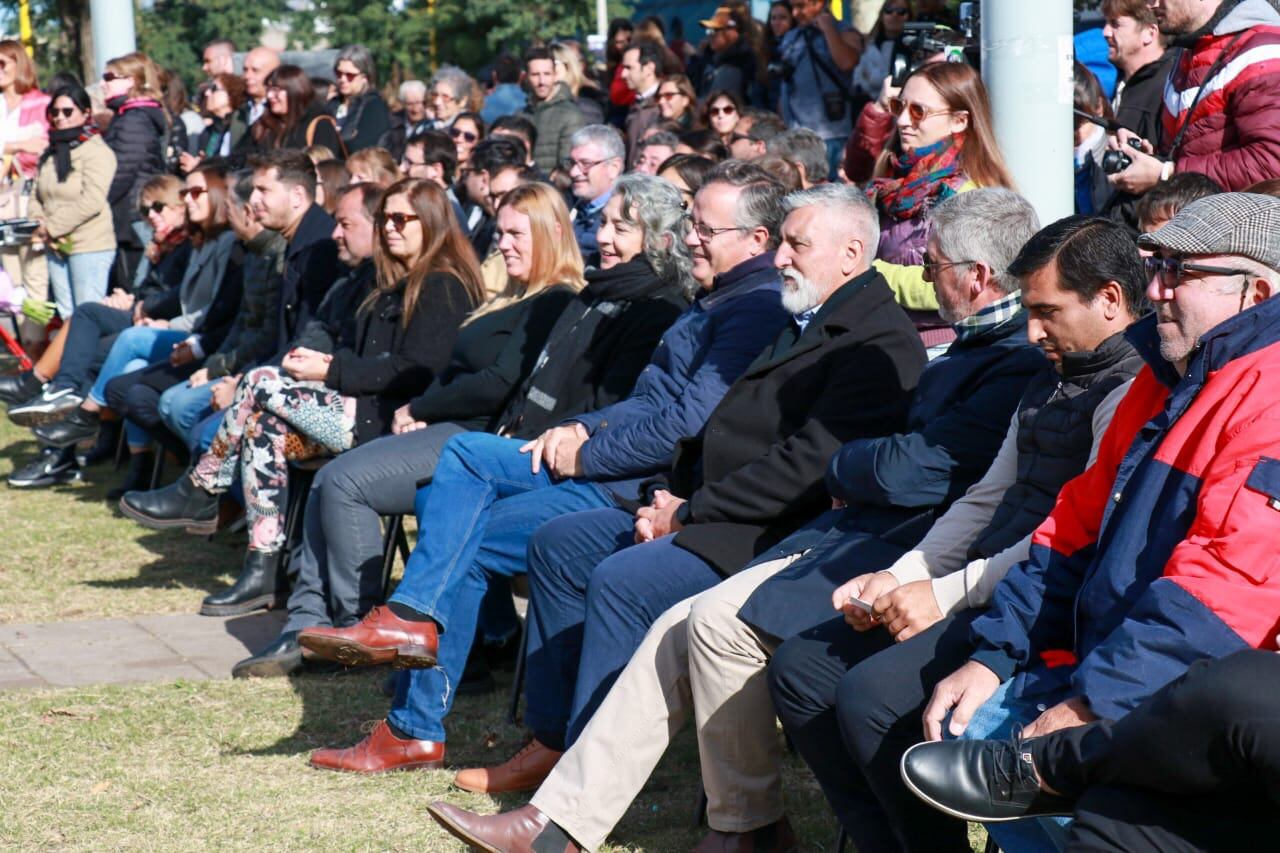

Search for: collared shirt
xmin=953 ymin=291 xmax=1023 ymax=343
xmin=247 ymin=98 xmax=266 ymax=125
xmin=571 ymin=189 xmax=613 ymax=259
xmin=793 ymin=307 xmax=819 ymax=333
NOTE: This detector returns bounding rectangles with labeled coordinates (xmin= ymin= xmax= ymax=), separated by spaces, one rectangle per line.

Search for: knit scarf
xmin=867 ymin=136 xmax=968 ymax=221
xmin=43 ymin=124 xmax=100 ymax=183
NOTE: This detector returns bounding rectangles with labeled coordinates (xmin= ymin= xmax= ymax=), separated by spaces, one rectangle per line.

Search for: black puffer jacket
xmin=103 ymin=98 xmax=168 ymax=247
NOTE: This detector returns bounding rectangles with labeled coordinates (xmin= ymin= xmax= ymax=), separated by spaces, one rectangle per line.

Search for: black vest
xmin=968 ymin=331 xmax=1143 ymax=560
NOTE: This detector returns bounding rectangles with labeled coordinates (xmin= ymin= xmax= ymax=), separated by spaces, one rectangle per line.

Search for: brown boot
xmin=693 ymin=816 xmax=798 ymax=853
xmin=426 ymin=802 xmax=581 ymax=853
xmin=453 ymin=736 xmax=563 ymax=794
xmin=298 ymin=605 xmax=438 ymax=668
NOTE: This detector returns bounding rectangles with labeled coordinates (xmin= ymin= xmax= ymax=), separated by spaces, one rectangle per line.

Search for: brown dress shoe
xmin=693 ymin=816 xmax=798 ymax=853
xmin=453 ymin=736 xmax=563 ymax=794
xmin=426 ymin=802 xmax=581 ymax=853
xmin=309 ymin=720 xmax=445 ymax=773
xmin=297 ymin=605 xmax=439 ymax=668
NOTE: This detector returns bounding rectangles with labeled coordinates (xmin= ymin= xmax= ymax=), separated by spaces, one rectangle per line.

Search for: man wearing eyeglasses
xmin=521 ymin=46 xmax=585 ymax=175
xmin=564 ymin=124 xmax=625 ymax=265
xmin=914 ymin=193 xmax=1280 ymax=852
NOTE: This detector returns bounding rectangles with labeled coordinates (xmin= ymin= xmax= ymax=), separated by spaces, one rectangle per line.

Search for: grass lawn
xmin=0 ymin=417 xmax=988 ymax=851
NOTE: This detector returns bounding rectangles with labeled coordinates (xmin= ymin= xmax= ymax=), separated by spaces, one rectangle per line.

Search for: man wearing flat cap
xmin=696 ymin=6 xmax=755 ymax=101
xmin=907 ymin=193 xmax=1280 ymax=850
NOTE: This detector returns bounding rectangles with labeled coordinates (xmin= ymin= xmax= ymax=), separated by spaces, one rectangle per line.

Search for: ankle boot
xmin=107 ymin=452 xmax=156 ymax=501
xmin=200 ymin=549 xmax=288 ymax=616
xmin=118 ymin=470 xmax=221 ymax=534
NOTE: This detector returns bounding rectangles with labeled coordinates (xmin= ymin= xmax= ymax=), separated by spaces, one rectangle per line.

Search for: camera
xmin=0 ymin=218 xmax=38 ymax=247
xmin=767 ymin=58 xmax=795 ymax=82
xmin=890 ymin=23 xmax=969 ymax=87
xmin=1101 ymin=138 xmax=1146 ymax=175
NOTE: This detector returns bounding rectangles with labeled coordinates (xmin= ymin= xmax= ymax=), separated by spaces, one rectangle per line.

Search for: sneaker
xmin=8 ymin=446 xmax=82 ymax=489
xmin=0 ymin=370 xmax=44 ymax=406
xmin=8 ymin=386 xmax=83 ymax=427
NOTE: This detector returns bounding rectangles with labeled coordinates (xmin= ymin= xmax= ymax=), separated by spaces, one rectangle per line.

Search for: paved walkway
xmin=0 ymin=610 xmax=286 ymax=691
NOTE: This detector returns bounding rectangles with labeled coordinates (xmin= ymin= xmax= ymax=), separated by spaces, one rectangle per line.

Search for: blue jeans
xmin=384 ymin=431 xmax=615 ymax=743
xmin=159 ymin=381 xmax=214 ymax=447
xmin=957 ymin=674 xmax=1073 ymax=852
xmin=47 ymin=249 xmax=114 ymax=319
xmin=87 ymin=326 xmax=187 ymax=407
xmin=191 ymin=410 xmax=223 ymax=454
xmin=521 ymin=507 xmax=724 ymax=749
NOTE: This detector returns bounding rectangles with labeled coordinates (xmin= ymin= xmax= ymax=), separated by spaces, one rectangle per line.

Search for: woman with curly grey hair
xmin=601 ymin=172 xmax=695 ymax=295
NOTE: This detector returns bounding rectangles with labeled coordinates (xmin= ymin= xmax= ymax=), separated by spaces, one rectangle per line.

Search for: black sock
xmin=533 ymin=730 xmax=566 ymax=753
xmin=388 ymin=601 xmax=433 ymax=623
xmin=386 ymin=720 xmax=416 ymax=741
xmin=530 ymin=819 xmax=577 ymax=853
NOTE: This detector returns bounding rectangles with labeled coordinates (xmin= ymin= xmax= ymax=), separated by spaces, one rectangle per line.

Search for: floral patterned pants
xmin=190 ymin=366 xmax=355 ymax=553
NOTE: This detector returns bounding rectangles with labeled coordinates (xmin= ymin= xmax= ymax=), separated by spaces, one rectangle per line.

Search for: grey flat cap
xmin=1138 ymin=192 xmax=1280 ymax=271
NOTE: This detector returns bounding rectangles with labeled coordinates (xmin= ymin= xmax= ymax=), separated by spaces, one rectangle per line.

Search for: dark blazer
xmin=274 ymin=203 xmax=340 ymax=359
xmin=658 ymin=268 xmax=927 ymax=575
xmin=325 ymin=272 xmax=478 ymax=444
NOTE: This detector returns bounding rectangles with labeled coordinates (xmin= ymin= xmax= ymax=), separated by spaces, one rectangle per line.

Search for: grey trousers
xmin=283 ymin=422 xmax=467 ymax=633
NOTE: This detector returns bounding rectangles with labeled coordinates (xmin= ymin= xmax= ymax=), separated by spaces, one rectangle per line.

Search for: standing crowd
xmin=5 ymin=0 xmax=1280 ymax=850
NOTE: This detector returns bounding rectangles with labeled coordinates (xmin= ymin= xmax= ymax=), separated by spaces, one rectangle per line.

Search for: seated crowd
xmin=6 ymin=0 xmax=1280 ymax=850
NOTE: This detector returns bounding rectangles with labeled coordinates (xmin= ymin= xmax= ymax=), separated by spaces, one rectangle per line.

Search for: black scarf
xmin=43 ymin=124 xmax=99 ymax=183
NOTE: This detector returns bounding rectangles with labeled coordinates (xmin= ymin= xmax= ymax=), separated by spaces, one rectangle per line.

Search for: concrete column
xmin=89 ymin=0 xmax=137 ymax=77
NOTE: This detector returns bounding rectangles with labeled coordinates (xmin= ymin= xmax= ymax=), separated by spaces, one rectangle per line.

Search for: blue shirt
xmin=780 ymin=22 xmax=854 ymax=141
xmin=572 ymin=190 xmax=612 ymax=260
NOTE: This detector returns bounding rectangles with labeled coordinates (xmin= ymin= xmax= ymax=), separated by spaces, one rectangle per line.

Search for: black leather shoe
xmin=107 ymin=452 xmax=155 ymax=501
xmin=0 ymin=370 xmax=43 ymax=406
xmin=78 ymin=419 xmax=123 ymax=468
xmin=232 ymin=631 xmax=303 ymax=678
xmin=119 ymin=473 xmax=221 ymax=534
xmin=34 ymin=407 xmax=101 ymax=448
xmin=900 ymin=737 xmax=1075 ymax=823
xmin=201 ymin=549 xmax=287 ymax=616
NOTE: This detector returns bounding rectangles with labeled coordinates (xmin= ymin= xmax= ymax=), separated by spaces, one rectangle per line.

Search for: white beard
xmin=780 ymin=267 xmax=825 ymax=314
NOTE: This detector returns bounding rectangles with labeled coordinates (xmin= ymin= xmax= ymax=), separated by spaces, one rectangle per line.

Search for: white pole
xmin=981 ymin=0 xmax=1075 ymax=226
xmin=597 ymin=0 xmax=607 ymax=39
xmin=89 ymin=0 xmax=138 ymax=76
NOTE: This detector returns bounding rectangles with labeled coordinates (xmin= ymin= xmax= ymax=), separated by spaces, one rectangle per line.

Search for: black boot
xmin=107 ymin=452 xmax=156 ymax=501
xmin=78 ymin=419 xmax=123 ymax=468
xmin=232 ymin=630 xmax=303 ymax=678
xmin=200 ymin=549 xmax=288 ymax=616
xmin=119 ymin=471 xmax=221 ymax=534
xmin=0 ymin=370 xmax=44 ymax=406
xmin=33 ymin=407 xmax=101 ymax=448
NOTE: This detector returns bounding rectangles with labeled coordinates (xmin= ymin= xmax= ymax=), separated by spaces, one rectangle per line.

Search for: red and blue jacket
xmin=969 ymin=295 xmax=1280 ymax=721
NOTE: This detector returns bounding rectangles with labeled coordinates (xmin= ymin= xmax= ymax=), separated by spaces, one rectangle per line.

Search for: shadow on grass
xmin=81 ymin=527 xmax=242 ymax=594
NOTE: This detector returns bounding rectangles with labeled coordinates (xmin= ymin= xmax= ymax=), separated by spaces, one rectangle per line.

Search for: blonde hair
xmin=346 ymin=147 xmax=400 ymax=187
xmin=105 ymin=52 xmax=166 ymax=102
xmin=551 ymin=42 xmax=588 ymax=97
xmin=468 ymin=183 xmax=585 ymax=321
xmin=138 ymin=173 xmax=183 ymax=210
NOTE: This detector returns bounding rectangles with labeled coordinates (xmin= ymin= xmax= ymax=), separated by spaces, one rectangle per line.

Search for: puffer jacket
xmin=103 ymin=98 xmax=168 ymax=246
xmin=526 ymin=83 xmax=586 ymax=174
xmin=203 ymin=229 xmax=285 ymax=379
xmin=1162 ymin=0 xmax=1280 ymax=189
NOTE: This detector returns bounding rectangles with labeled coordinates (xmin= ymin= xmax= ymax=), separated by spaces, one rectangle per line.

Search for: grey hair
xmin=431 ymin=64 xmax=475 ymax=102
xmin=398 ymin=79 xmax=427 ymax=101
xmin=782 ymin=183 xmax=881 ymax=261
xmin=614 ymin=173 xmax=696 ymax=297
xmin=638 ymin=131 xmax=681 ymax=151
xmin=1224 ymin=256 xmax=1280 ymax=292
xmin=766 ymin=128 xmax=829 ymax=186
xmin=569 ymin=123 xmax=626 ymax=163
xmin=231 ymin=169 xmax=254 ymax=206
xmin=702 ymin=160 xmax=786 ymax=250
xmin=335 ymin=44 xmax=377 ymax=86
xmin=929 ymin=188 xmax=1042 ymax=294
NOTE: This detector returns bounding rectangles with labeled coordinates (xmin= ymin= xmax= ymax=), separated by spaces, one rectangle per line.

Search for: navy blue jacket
xmin=573 ymin=253 xmax=789 ymax=499
xmin=739 ymin=310 xmax=1045 ymax=641
xmin=273 ymin=203 xmax=340 ymax=360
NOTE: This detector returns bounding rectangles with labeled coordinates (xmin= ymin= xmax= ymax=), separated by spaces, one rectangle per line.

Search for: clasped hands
xmin=831 ymin=571 xmax=943 ymax=643
xmin=282 ymin=346 xmax=332 ymax=382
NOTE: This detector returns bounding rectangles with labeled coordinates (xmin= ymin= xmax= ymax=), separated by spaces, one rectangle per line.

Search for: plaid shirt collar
xmin=953 ymin=291 xmax=1022 ymax=342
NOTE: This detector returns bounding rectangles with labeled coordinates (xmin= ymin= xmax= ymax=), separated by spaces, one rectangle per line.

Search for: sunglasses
xmin=102 ymin=71 xmax=127 ymax=82
xmin=887 ymin=96 xmax=959 ymax=124
xmin=708 ymin=104 xmax=738 ymax=117
xmin=179 ymin=187 xmax=208 ymax=200
xmin=385 ymin=212 xmax=421 ymax=232
xmin=450 ymin=127 xmax=479 ymax=143
xmin=141 ymin=200 xmax=171 ymax=216
xmin=921 ymin=251 xmax=975 ymax=278
xmin=657 ymin=91 xmax=684 ymax=101
xmin=1144 ymin=255 xmax=1251 ymax=289
xmin=335 ymin=70 xmax=362 ymax=82
xmin=48 ymin=106 xmax=78 ymax=118
xmin=884 ymin=6 xmax=910 ymax=15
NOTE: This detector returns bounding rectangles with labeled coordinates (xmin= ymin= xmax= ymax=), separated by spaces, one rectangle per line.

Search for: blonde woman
xmin=551 ymin=41 xmax=607 ymax=124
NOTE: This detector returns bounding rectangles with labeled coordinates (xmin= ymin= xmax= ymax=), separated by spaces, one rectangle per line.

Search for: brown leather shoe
xmin=693 ymin=816 xmax=798 ymax=853
xmin=453 ymin=736 xmax=563 ymax=794
xmin=309 ymin=720 xmax=444 ymax=773
xmin=426 ymin=802 xmax=581 ymax=853
xmin=297 ymin=605 xmax=439 ymax=668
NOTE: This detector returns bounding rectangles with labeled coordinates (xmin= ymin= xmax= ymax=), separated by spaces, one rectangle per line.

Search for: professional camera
xmin=767 ymin=57 xmax=795 ymax=82
xmin=0 ymin=218 xmax=38 ymax=247
xmin=1101 ymin=138 xmax=1147 ymax=175
xmin=890 ymin=2 xmax=980 ymax=87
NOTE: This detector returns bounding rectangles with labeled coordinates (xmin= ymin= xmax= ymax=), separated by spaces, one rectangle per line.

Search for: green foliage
xmin=138 ymin=0 xmax=291 ymax=88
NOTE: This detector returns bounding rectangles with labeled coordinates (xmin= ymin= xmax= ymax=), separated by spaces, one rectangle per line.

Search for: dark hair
xmin=472 ymin=137 xmax=528 ymax=174
xmin=1134 ymin=172 xmax=1222 ymax=229
xmin=1100 ymin=0 xmax=1157 ymax=27
xmin=48 ymin=84 xmax=92 ymax=115
xmin=490 ymin=114 xmax=537 ymax=152
xmin=641 ymin=15 xmax=666 ymax=38
xmin=493 ymin=53 xmax=522 ymax=84
xmin=408 ymin=130 xmax=459 ymax=183
xmin=1073 ymin=61 xmax=1114 ymax=126
xmin=703 ymin=160 xmax=787 ymax=249
xmin=700 ymin=88 xmax=744 ymax=126
xmin=337 ymin=181 xmax=386 ymax=223
xmin=524 ymin=46 xmax=554 ymax=67
xmin=315 ymin=159 xmax=350 ymax=213
xmin=254 ymin=64 xmax=314 ymax=146
xmin=46 ymin=71 xmax=83 ymax=92
xmin=627 ymin=39 xmax=664 ymax=73
xmin=677 ymin=129 xmax=729 ymax=162
xmin=743 ymin=110 xmax=787 ymax=145
xmin=1245 ymin=178 xmax=1280 ymax=198
xmin=249 ymin=149 xmax=318 ymax=198
xmin=231 ymin=169 xmax=255 ymax=206
xmin=1008 ymin=215 xmax=1147 ymax=314
xmin=453 ymin=111 xmax=486 ymax=137
xmin=490 ymin=162 xmax=540 ymax=185
xmin=204 ymin=37 xmax=236 ymax=54
xmin=187 ymin=160 xmax=232 ymax=244
xmin=656 ymin=153 xmax=715 ymax=193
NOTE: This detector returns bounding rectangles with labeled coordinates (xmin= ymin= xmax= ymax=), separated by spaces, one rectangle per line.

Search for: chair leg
xmin=148 ymin=451 xmax=165 ymax=490
xmin=505 ymin=609 xmax=531 ymax=725
xmin=114 ymin=425 xmax=128 ymax=470
xmin=379 ymin=514 xmax=404 ymax=600
xmin=693 ymin=782 xmax=708 ymax=828
xmin=280 ymin=468 xmax=316 ymax=561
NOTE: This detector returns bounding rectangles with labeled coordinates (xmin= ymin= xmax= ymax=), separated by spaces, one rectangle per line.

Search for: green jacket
xmin=526 ymin=83 xmax=585 ymax=174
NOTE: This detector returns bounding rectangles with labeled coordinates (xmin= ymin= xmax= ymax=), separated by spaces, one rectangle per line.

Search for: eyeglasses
xmin=401 ymin=157 xmax=426 ymax=170
xmin=564 ymin=157 xmax=613 ymax=174
xmin=141 ymin=200 xmax=171 ymax=216
xmin=708 ymin=104 xmax=738 ymax=117
xmin=685 ymin=215 xmax=743 ymax=242
xmin=102 ymin=71 xmax=127 ymax=82
xmin=884 ymin=6 xmax=910 ymax=15
xmin=385 ymin=212 xmax=421 ymax=232
xmin=266 ymin=84 xmax=285 ymax=94
xmin=657 ymin=91 xmax=682 ymax=101
xmin=431 ymin=90 xmax=457 ymax=102
xmin=450 ymin=127 xmax=479 ymax=143
xmin=729 ymin=132 xmax=752 ymax=144
xmin=1144 ymin=255 xmax=1251 ymax=289
xmin=179 ymin=187 xmax=208 ymax=200
xmin=335 ymin=70 xmax=362 ymax=82
xmin=921 ymin=251 xmax=974 ymax=277
xmin=47 ymin=107 xmax=77 ymax=118
xmin=888 ymin=97 xmax=960 ymax=125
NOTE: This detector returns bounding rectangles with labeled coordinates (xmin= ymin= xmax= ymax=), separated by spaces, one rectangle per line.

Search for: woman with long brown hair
xmin=120 ymin=178 xmax=483 ymax=615
xmin=241 ymin=64 xmax=343 ymax=157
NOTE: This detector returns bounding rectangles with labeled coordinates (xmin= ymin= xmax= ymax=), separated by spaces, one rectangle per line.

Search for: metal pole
xmin=597 ymin=0 xmax=607 ymax=39
xmin=88 ymin=0 xmax=138 ymax=77
xmin=981 ymin=0 xmax=1075 ymax=226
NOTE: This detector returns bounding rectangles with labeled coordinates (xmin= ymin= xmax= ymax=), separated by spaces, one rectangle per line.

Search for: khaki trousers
xmin=531 ymin=552 xmax=805 ymax=851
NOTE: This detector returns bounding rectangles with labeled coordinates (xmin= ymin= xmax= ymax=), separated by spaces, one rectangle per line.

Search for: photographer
xmin=775 ymin=0 xmax=864 ymax=179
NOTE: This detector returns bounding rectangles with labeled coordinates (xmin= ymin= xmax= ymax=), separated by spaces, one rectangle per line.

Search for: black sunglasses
xmin=1144 ymin=255 xmax=1252 ymax=289
xmin=179 ymin=187 xmax=208 ymax=200
xmin=47 ymin=106 xmax=78 ymax=118
xmin=450 ymin=127 xmax=479 ymax=144
xmin=385 ymin=212 xmax=421 ymax=232
xmin=141 ymin=200 xmax=170 ymax=216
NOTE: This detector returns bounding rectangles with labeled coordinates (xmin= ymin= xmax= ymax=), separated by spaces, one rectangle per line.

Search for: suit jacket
xmin=658 ymin=268 xmax=927 ymax=575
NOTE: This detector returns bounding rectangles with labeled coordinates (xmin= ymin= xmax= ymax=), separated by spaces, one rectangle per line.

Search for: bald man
xmin=241 ymin=46 xmax=281 ymax=125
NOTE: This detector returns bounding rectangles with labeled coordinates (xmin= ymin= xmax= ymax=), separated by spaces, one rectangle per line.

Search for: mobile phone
xmin=845 ymin=595 xmax=874 ymax=614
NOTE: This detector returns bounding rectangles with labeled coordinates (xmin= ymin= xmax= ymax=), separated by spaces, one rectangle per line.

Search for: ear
xmin=842 ymin=236 xmax=864 ymax=278
xmin=949 ymin=112 xmax=970 ymax=135
xmin=970 ymin=261 xmax=993 ymax=296
xmin=1099 ymin=279 xmax=1124 ymax=321
xmin=1250 ymin=276 xmax=1274 ymax=306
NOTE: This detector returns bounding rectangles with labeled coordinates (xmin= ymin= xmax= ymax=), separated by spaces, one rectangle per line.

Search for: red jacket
xmin=1163 ymin=0 xmax=1280 ymax=190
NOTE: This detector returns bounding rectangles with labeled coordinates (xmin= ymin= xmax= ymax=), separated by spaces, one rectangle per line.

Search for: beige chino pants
xmin=531 ymin=552 xmax=807 ymax=851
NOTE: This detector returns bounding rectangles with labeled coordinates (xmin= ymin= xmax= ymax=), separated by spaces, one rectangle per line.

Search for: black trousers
xmin=104 ymin=360 xmax=196 ymax=459
xmin=767 ymin=611 xmax=978 ymax=853
xmin=1030 ymin=649 xmax=1280 ymax=852
xmin=52 ymin=302 xmax=131 ymax=394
